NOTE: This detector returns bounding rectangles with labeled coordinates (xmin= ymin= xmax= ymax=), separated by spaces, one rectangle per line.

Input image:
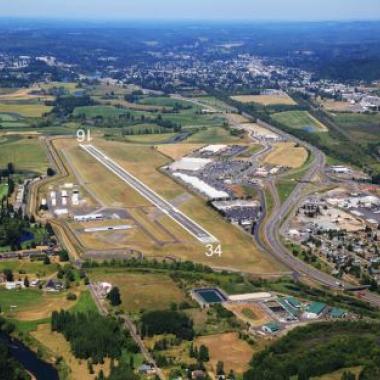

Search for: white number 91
xmin=76 ymin=129 xmax=91 ymax=143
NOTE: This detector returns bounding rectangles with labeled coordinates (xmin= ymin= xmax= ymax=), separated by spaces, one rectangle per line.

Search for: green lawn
xmin=0 ymin=260 xmax=57 ymax=277
xmin=272 ymin=110 xmax=327 ymax=133
xmin=0 ymin=288 xmax=44 ymax=312
xmin=73 ymin=105 xmax=128 ymax=118
xmin=0 ymin=137 xmax=49 ymax=173
xmin=0 ymin=182 xmax=8 ymax=199
xmin=69 ymin=290 xmax=98 ymax=314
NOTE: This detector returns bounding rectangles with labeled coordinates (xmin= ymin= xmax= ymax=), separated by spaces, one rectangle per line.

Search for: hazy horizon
xmin=0 ymin=0 xmax=379 ymax=22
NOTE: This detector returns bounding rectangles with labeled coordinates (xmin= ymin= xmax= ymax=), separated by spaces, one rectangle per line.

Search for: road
xmin=236 ymin=115 xmax=380 ymax=307
xmin=80 ymin=144 xmax=218 ymax=244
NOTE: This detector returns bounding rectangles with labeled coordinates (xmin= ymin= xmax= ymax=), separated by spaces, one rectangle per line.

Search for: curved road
xmin=241 ymin=116 xmax=380 ymax=308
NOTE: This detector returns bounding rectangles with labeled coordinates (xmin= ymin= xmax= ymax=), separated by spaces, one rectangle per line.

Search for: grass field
xmin=0 ymin=182 xmax=8 ymax=199
xmin=32 ymin=323 xmax=111 ymax=380
xmin=0 ymin=260 xmax=56 ymax=277
xmin=0 ymin=137 xmax=48 ymax=173
xmin=264 ymin=142 xmax=309 ymax=168
xmin=88 ymin=269 xmax=187 ymax=313
xmin=137 ymin=96 xmax=193 ymax=109
xmin=187 ymin=127 xmax=247 ymax=144
xmin=56 ymin=138 xmax=281 ymax=273
xmin=312 ymin=367 xmax=362 ymax=380
xmin=156 ymin=143 xmax=204 ymax=160
xmin=272 ymin=111 xmax=328 ymax=132
xmin=0 ymin=102 xmax=52 ymax=118
xmin=0 ymin=288 xmax=81 ymax=320
xmin=195 ymin=333 xmax=254 ymax=375
xmin=332 ymin=112 xmax=380 ymax=142
xmin=231 ymin=94 xmax=296 ymax=106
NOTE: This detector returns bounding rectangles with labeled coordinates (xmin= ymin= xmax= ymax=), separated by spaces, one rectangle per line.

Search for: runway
xmin=80 ymin=144 xmax=218 ymax=244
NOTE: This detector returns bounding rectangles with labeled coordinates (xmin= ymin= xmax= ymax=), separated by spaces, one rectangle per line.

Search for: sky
xmin=0 ymin=0 xmax=379 ymax=21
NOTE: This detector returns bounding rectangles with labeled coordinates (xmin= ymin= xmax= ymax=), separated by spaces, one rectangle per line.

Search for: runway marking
xmin=80 ymin=144 xmax=218 ymax=244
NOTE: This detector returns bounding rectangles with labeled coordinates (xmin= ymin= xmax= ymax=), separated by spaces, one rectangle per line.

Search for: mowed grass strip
xmin=0 ymin=137 xmax=49 ymax=173
xmin=88 ymin=270 xmax=187 ymax=312
xmin=272 ymin=110 xmax=328 ymax=132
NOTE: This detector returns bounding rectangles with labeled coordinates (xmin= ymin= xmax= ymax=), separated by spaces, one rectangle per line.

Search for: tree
xmin=47 ymin=167 xmax=56 ymax=177
xmin=216 ymin=361 xmax=225 ymax=376
xmin=59 ymin=250 xmax=70 ymax=262
xmin=24 ymin=276 xmax=30 ymax=288
xmin=7 ymin=163 xmax=14 ymax=175
xmin=198 ymin=345 xmax=209 ymax=362
xmin=43 ymin=255 xmax=51 ymax=265
xmin=107 ymin=287 xmax=122 ymax=306
xmin=3 ymin=269 xmax=13 ymax=282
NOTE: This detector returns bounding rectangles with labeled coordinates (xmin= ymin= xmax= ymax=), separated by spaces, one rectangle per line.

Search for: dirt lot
xmin=231 ymin=94 xmax=296 ymax=106
xmin=225 ymin=303 xmax=271 ymax=327
xmin=195 ymin=332 xmax=254 ymax=375
xmin=32 ymin=324 xmax=110 ymax=380
xmin=264 ymin=142 xmax=308 ymax=168
xmin=156 ymin=143 xmax=204 ymax=160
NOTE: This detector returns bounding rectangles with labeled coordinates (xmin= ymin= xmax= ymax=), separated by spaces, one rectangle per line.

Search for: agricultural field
xmin=88 ymin=269 xmax=188 ymax=313
xmin=272 ymin=110 xmax=328 ymax=132
xmin=195 ymin=333 xmax=254 ymax=375
xmin=55 ymin=137 xmax=281 ymax=274
xmin=137 ymin=96 xmax=192 ymax=108
xmin=263 ymin=142 xmax=309 ymax=168
xmin=231 ymin=94 xmax=296 ymax=106
xmin=0 ymin=136 xmax=49 ymax=173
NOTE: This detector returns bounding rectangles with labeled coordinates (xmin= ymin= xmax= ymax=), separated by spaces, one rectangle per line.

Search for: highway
xmin=237 ymin=115 xmax=380 ymax=308
xmin=80 ymin=144 xmax=218 ymax=244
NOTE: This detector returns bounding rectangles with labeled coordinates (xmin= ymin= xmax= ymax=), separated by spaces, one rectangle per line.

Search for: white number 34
xmin=205 ymin=244 xmax=222 ymax=257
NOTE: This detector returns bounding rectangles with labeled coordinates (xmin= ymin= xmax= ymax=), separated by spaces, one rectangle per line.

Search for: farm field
xmin=195 ymin=332 xmax=254 ymax=375
xmin=156 ymin=143 xmax=204 ymax=160
xmin=56 ymin=138 xmax=281 ymax=273
xmin=272 ymin=110 xmax=328 ymax=132
xmin=0 ymin=136 xmax=49 ymax=173
xmin=192 ymin=96 xmax=236 ymax=112
xmin=263 ymin=142 xmax=309 ymax=168
xmin=32 ymin=323 xmax=111 ymax=380
xmin=0 ymin=102 xmax=52 ymax=118
xmin=231 ymin=94 xmax=296 ymax=106
xmin=88 ymin=269 xmax=187 ymax=313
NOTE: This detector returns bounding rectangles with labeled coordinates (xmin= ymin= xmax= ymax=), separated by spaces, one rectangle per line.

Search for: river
xmin=0 ymin=332 xmax=59 ymax=380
